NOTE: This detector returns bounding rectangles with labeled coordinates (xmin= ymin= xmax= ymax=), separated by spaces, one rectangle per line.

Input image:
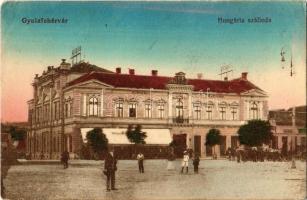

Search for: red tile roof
xmin=66 ymin=72 xmax=263 ymax=94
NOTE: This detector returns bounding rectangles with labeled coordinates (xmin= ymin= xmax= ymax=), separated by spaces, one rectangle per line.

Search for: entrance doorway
xmin=231 ymin=136 xmax=239 ymax=148
xmin=220 ymin=136 xmax=226 ymax=156
xmin=194 ymin=135 xmax=201 ymax=156
xmin=172 ymin=134 xmax=187 ymax=158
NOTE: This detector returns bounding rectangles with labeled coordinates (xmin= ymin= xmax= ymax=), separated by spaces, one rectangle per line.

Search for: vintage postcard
xmin=1 ymin=1 xmax=306 ymax=200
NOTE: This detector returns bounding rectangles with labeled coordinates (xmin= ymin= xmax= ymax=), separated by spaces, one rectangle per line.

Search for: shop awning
xmin=81 ymin=128 xmax=172 ymax=145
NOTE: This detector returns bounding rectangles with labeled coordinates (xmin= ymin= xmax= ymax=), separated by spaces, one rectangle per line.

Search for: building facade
xmin=269 ymin=106 xmax=306 ymax=153
xmin=27 ymin=59 xmax=268 ymax=159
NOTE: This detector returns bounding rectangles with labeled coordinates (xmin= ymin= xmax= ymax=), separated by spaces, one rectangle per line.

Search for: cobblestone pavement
xmin=3 ymin=159 xmax=306 ymax=200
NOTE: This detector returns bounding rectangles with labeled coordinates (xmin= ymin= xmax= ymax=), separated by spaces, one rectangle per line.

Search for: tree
xmin=238 ymin=120 xmax=273 ymax=147
xmin=86 ymin=128 xmax=108 ymax=159
xmin=9 ymin=126 xmax=26 ymax=141
xmin=126 ymin=125 xmax=147 ymax=144
xmin=126 ymin=125 xmax=147 ymax=158
xmin=205 ymin=128 xmax=221 ymax=159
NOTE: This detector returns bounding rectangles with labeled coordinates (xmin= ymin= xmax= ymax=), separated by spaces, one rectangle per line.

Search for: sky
xmin=1 ymin=1 xmax=306 ymax=122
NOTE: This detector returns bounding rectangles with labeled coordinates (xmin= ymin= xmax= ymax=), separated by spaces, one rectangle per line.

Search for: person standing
xmin=61 ymin=150 xmax=70 ymax=169
xmin=193 ymin=153 xmax=200 ymax=173
xmin=137 ymin=152 xmax=144 ymax=173
xmin=181 ymin=151 xmax=189 ymax=174
xmin=104 ymin=151 xmax=118 ymax=191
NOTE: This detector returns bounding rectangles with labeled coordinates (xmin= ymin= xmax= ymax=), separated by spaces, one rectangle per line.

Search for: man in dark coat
xmin=104 ymin=151 xmax=117 ymax=191
xmin=61 ymin=150 xmax=70 ymax=169
xmin=137 ymin=152 xmax=145 ymax=173
xmin=192 ymin=154 xmax=200 ymax=173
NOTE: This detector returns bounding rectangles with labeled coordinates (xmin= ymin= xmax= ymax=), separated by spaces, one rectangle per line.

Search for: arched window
xmin=193 ymin=103 xmax=201 ymax=120
xmin=230 ymin=107 xmax=238 ymax=120
xmin=250 ymin=102 xmax=258 ymax=119
xmin=128 ymin=103 xmax=137 ymax=118
xmin=145 ymin=104 xmax=152 ymax=118
xmin=176 ymin=99 xmax=184 ymax=118
xmin=89 ymin=97 xmax=99 ymax=116
xmin=157 ymin=104 xmax=165 ymax=118
xmin=206 ymin=101 xmax=214 ymax=120
xmin=116 ymin=102 xmax=123 ymax=117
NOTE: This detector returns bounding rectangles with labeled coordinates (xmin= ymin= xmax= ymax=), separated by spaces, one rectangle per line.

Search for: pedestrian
xmin=137 ymin=152 xmax=144 ymax=173
xmin=226 ymin=147 xmax=232 ymax=161
xmin=236 ymin=147 xmax=241 ymax=163
xmin=104 ymin=151 xmax=118 ymax=191
xmin=61 ymin=150 xmax=70 ymax=169
xmin=193 ymin=153 xmax=200 ymax=173
xmin=181 ymin=150 xmax=189 ymax=174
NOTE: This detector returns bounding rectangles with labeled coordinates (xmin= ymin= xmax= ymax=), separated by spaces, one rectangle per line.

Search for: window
xmin=230 ymin=107 xmax=238 ymax=120
xmin=70 ymin=101 xmax=73 ymax=116
xmin=145 ymin=104 xmax=152 ymax=118
xmin=89 ymin=97 xmax=99 ymax=116
xmin=250 ymin=102 xmax=258 ymax=119
xmin=53 ymin=102 xmax=60 ymax=120
xmin=129 ymin=103 xmax=136 ymax=117
xmin=65 ymin=103 xmax=69 ymax=118
xmin=157 ymin=104 xmax=165 ymax=118
xmin=176 ymin=99 xmax=183 ymax=118
xmin=193 ymin=104 xmax=201 ymax=119
xmin=206 ymin=105 xmax=213 ymax=120
xmin=219 ymin=106 xmax=226 ymax=120
xmin=115 ymin=102 xmax=123 ymax=118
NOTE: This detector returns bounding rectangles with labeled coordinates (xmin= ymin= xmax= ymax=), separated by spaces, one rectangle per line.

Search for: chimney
xmin=224 ymin=77 xmax=228 ymax=81
xmin=129 ymin=69 xmax=135 ymax=75
xmin=151 ymin=70 xmax=158 ymax=76
xmin=116 ymin=67 xmax=121 ymax=74
xmin=197 ymin=73 xmax=203 ymax=79
xmin=241 ymin=72 xmax=248 ymax=80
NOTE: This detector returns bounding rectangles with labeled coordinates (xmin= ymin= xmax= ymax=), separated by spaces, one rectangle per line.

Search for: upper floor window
xmin=230 ymin=107 xmax=238 ymax=120
xmin=89 ymin=97 xmax=99 ymax=116
xmin=219 ymin=106 xmax=226 ymax=120
xmin=53 ymin=101 xmax=60 ymax=120
xmin=193 ymin=103 xmax=201 ymax=120
xmin=115 ymin=102 xmax=123 ymax=118
xmin=145 ymin=104 xmax=152 ymax=118
xmin=250 ymin=102 xmax=258 ymax=119
xmin=128 ymin=103 xmax=137 ymax=118
xmin=175 ymin=99 xmax=183 ymax=118
xmin=157 ymin=104 xmax=165 ymax=118
xmin=206 ymin=103 xmax=213 ymax=120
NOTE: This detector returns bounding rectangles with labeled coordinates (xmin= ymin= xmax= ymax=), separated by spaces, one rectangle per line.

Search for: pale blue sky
xmin=1 ymin=1 xmax=306 ymax=121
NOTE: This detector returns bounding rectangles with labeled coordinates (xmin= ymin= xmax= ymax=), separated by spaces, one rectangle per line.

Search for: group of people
xmin=226 ymin=145 xmax=307 ymax=163
xmin=59 ymin=149 xmax=203 ymax=192
xmin=181 ymin=150 xmax=200 ymax=174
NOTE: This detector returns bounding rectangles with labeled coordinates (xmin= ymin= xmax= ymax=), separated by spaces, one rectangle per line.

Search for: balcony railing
xmin=172 ymin=117 xmax=189 ymax=124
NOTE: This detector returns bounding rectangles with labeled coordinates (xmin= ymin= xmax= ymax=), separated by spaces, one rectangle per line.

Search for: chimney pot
xmin=197 ymin=73 xmax=203 ymax=79
xmin=224 ymin=77 xmax=228 ymax=81
xmin=116 ymin=67 xmax=121 ymax=74
xmin=241 ymin=72 xmax=248 ymax=80
xmin=151 ymin=70 xmax=158 ymax=76
xmin=129 ymin=69 xmax=135 ymax=75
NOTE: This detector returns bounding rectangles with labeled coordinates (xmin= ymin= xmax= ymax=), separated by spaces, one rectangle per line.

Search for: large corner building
xmin=27 ymin=59 xmax=268 ymax=159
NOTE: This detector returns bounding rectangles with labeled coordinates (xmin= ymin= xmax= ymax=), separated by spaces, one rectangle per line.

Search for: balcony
xmin=172 ymin=117 xmax=189 ymax=124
